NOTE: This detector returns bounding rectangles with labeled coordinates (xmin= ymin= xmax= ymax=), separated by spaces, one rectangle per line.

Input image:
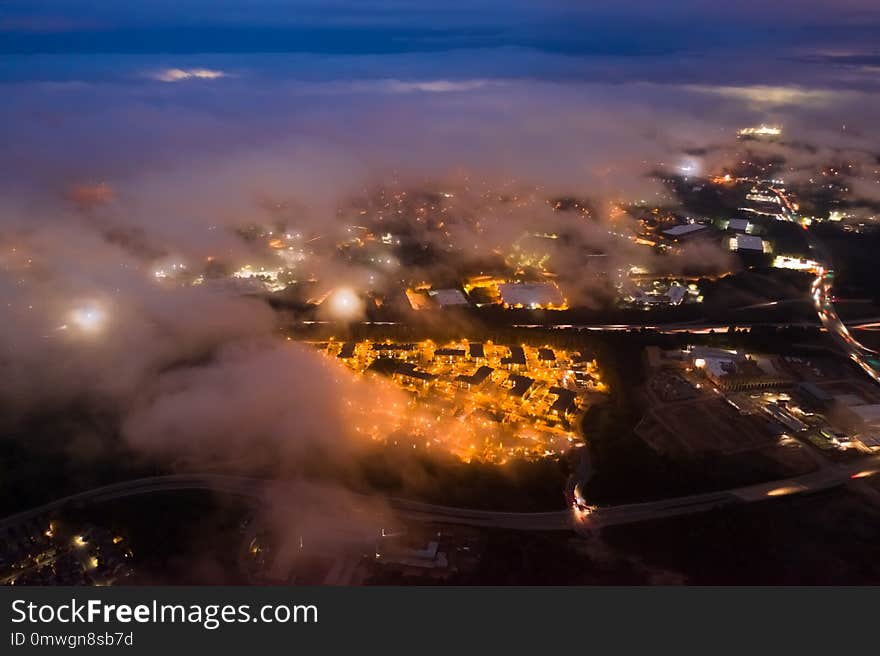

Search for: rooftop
xmin=663 ymin=223 xmax=707 ymax=237
xmin=732 ymin=234 xmax=766 ymax=252
xmin=538 ymin=348 xmax=556 ymax=361
xmin=501 ymin=346 xmax=527 ymax=366
xmin=429 ymin=288 xmax=469 ymax=307
xmin=497 ymin=282 xmax=565 ymax=308
xmin=849 ymin=404 xmax=880 ymax=426
xmin=456 ymin=366 xmax=494 ymax=387
xmin=508 ymin=375 xmax=534 ymax=398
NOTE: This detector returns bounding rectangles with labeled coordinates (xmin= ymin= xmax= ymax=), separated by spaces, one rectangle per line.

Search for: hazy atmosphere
xmin=3 ymin=1 xmax=880 ymax=590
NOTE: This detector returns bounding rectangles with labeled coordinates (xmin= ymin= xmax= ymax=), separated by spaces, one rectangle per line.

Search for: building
xmin=773 ymin=255 xmax=821 ymax=272
xmin=455 ymin=366 xmax=494 ymax=390
xmin=434 ymin=348 xmax=466 ymax=362
xmin=728 ymin=218 xmax=751 ymax=232
xmin=662 ymin=223 xmax=708 ymax=239
xmin=855 ymin=432 xmax=880 ymax=452
xmin=405 ymin=288 xmax=470 ymax=310
xmin=368 ymin=359 xmax=436 ymax=387
xmin=372 ymin=343 xmax=415 ymax=357
xmin=497 ymin=282 xmax=566 ymax=309
xmin=405 ymin=289 xmax=434 ymax=311
xmin=729 ymin=234 xmax=769 ymax=253
xmin=548 ymin=387 xmax=578 ymax=417
xmin=797 ymin=382 xmax=833 ymax=410
xmin=537 ymin=348 xmax=556 ymax=362
xmin=849 ymin=405 xmax=880 ymax=424
xmin=695 ymin=350 xmax=789 ymax=391
xmin=630 ymin=282 xmax=689 ymax=307
xmin=738 ymin=125 xmax=782 ymax=138
xmin=430 ymin=288 xmax=469 ymax=308
xmin=836 ymin=399 xmax=880 ymax=430
xmin=501 ymin=346 xmax=527 ymax=368
xmin=508 ymin=375 xmax=535 ymax=398
xmin=394 ymin=364 xmax=437 ymax=387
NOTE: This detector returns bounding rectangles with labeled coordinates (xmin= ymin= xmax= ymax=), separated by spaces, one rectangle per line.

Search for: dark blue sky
xmin=2 ymin=1 xmax=879 ymax=56
xmin=1 ymin=1 xmax=878 ymax=196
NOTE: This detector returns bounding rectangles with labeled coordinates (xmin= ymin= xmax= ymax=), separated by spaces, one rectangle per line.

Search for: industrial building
xmin=497 ymin=282 xmax=566 ymax=309
xmin=405 ymin=287 xmax=470 ymax=310
xmin=430 ymin=288 xmax=469 ymax=307
xmin=662 ymin=223 xmax=708 ymax=239
xmin=729 ymin=234 xmax=769 ymax=253
xmin=628 ymin=282 xmax=689 ymax=307
xmin=694 ymin=350 xmax=789 ymax=391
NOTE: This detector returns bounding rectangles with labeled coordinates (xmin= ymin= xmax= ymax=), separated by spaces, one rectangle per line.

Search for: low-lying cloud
xmin=0 ymin=49 xmax=879 ymax=569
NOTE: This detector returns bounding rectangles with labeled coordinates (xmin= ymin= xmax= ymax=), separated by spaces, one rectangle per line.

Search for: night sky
xmin=2 ymin=2 xmax=880 ymax=182
xmin=0 ymin=0 xmax=878 ymax=83
xmin=2 ymin=1 xmax=879 ymax=54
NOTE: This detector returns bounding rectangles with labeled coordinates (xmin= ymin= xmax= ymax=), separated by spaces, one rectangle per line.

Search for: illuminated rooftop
xmin=497 ymin=282 xmax=566 ymax=309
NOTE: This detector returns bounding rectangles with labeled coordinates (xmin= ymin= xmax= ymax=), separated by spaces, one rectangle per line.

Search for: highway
xmin=0 ymin=475 xmax=572 ymax=534
xmin=811 ymin=267 xmax=880 ymax=384
xmin=803 ymin=225 xmax=880 ymax=384
xmin=4 ymin=453 xmax=880 ymax=535
xmin=574 ymin=454 xmax=880 ymax=533
xmin=755 ymin=183 xmax=880 ymax=385
xmin=297 ymin=316 xmax=880 ymax=335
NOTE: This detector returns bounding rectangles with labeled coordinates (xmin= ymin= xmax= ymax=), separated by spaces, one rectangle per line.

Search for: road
xmin=298 ymin=316 xmax=880 ymax=335
xmin=749 ymin=183 xmax=880 ymax=385
xmin=811 ymin=266 xmax=880 ymax=385
xmin=802 ymin=222 xmax=880 ymax=384
xmin=4 ymin=453 xmax=880 ymax=535
xmin=574 ymin=454 xmax=880 ymax=532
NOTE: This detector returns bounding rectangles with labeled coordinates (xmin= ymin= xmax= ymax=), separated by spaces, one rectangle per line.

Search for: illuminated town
xmin=317 ymin=338 xmax=605 ymax=463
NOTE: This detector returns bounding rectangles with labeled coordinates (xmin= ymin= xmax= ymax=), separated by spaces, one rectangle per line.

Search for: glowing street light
xmin=678 ymin=157 xmax=701 ymax=177
xmin=68 ymin=303 xmax=107 ymax=334
xmin=325 ymin=287 xmax=363 ymax=320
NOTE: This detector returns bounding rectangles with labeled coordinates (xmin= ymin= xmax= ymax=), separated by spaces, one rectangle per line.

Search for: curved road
xmin=4 ymin=453 xmax=880 ymax=535
xmin=811 ymin=266 xmax=880 ymax=384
